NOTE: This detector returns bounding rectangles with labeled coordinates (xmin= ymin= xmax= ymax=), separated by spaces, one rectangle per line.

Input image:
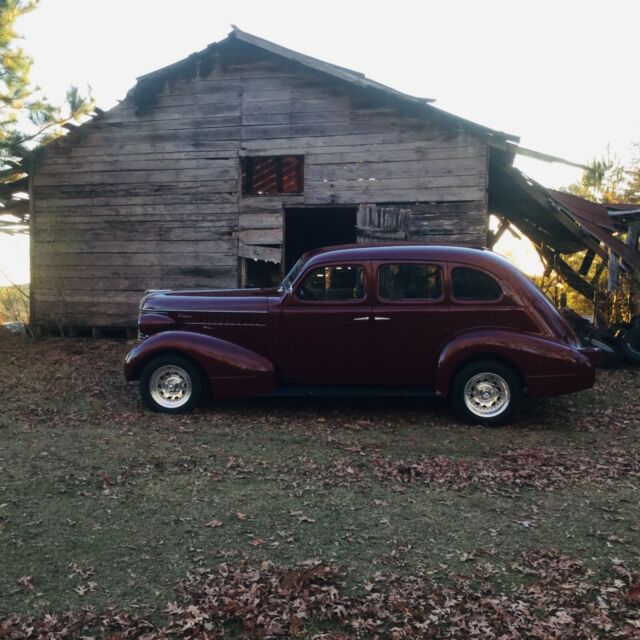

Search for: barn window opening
xmin=241 ymin=155 xmax=304 ymax=195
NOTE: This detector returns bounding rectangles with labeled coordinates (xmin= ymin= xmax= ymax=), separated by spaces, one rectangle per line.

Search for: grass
xmin=1 ymin=332 xmax=639 ymax=629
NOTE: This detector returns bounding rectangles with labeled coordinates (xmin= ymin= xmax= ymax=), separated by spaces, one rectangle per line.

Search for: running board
xmin=261 ymin=386 xmax=438 ymax=398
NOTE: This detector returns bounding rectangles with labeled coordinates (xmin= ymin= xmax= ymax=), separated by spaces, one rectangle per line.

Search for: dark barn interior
xmin=284 ymin=207 xmax=357 ymax=271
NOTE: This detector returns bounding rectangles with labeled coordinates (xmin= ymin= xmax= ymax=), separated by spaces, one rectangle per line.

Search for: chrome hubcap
xmin=463 ymin=372 xmax=510 ymax=418
xmin=150 ymin=365 xmax=192 ymax=408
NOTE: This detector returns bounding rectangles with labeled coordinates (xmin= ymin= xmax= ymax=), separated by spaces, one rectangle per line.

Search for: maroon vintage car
xmin=124 ymin=244 xmax=598 ymax=425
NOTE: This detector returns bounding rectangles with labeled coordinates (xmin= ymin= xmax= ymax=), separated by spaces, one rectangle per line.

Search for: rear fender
xmin=124 ymin=331 xmax=276 ymax=398
xmin=435 ymin=329 xmax=594 ymax=397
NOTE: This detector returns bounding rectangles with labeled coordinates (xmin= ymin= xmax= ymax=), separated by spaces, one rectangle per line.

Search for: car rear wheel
xmin=140 ymin=355 xmax=203 ymax=414
xmin=451 ymin=360 xmax=521 ymax=427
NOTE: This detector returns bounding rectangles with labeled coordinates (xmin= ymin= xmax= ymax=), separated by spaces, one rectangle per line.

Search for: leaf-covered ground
xmin=1 ymin=332 xmax=639 ymax=638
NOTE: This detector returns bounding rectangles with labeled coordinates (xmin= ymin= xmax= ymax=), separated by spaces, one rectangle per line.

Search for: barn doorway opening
xmin=284 ymin=207 xmax=357 ymax=271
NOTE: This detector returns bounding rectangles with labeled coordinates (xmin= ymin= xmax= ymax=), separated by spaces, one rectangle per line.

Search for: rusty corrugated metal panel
xmin=547 ymin=190 xmax=617 ymax=232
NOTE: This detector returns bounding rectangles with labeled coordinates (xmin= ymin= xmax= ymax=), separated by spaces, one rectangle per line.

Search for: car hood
xmin=140 ymin=288 xmax=278 ymax=314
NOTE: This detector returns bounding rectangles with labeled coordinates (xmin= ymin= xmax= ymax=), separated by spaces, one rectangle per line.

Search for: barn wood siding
xmin=32 ymin=48 xmax=489 ymax=328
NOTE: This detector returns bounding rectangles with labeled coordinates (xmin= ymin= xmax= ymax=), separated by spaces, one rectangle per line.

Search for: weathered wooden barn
xmin=30 ymin=28 xmax=525 ymax=334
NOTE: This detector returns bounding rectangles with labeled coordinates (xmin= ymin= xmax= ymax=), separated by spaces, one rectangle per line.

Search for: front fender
xmin=435 ymin=329 xmax=595 ymax=397
xmin=124 ymin=331 xmax=276 ymax=398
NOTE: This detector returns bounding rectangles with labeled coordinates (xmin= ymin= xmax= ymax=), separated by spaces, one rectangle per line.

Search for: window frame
xmin=240 ymin=155 xmax=304 ymax=197
xmin=293 ymin=263 xmax=368 ymax=305
xmin=375 ymin=261 xmax=445 ymax=304
xmin=450 ymin=265 xmax=504 ymax=304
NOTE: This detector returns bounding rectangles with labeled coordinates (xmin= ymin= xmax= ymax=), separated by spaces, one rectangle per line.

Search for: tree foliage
xmin=0 ymin=0 xmax=94 ymax=234
xmin=566 ymin=146 xmax=640 ymax=205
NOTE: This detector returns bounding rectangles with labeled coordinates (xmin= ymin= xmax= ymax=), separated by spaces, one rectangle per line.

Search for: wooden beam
xmin=578 ymin=249 xmax=595 ymax=276
xmin=488 ymin=219 xmax=509 ymax=248
xmin=538 ymin=245 xmax=607 ymax=325
xmin=238 ymin=242 xmax=281 ymax=263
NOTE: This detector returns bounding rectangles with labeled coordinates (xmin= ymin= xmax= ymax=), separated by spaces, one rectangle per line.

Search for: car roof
xmin=302 ymin=243 xmax=513 ymax=271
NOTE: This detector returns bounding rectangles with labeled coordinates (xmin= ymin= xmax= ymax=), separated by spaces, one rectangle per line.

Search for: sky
xmin=1 ymin=0 xmax=639 ymax=285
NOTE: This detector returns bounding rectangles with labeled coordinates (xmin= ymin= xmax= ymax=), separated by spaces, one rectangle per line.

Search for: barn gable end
xmin=31 ymin=30 xmax=515 ymax=332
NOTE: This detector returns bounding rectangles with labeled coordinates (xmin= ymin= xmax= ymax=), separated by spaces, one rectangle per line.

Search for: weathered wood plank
xmin=239 ymin=228 xmax=282 ymax=245
xmin=35 ymin=211 xmax=237 ymax=225
xmin=37 ymin=273 xmax=237 ymax=291
xmin=34 ymin=167 xmax=236 ymax=187
xmin=48 ymin=139 xmax=240 ymax=158
xmin=307 ymin=158 xmax=485 ymax=181
xmin=307 ymin=174 xmax=486 ymax=191
xmin=34 ymin=225 xmax=235 ymax=243
xmin=304 ymin=186 xmax=485 ymax=204
xmin=238 ymin=195 xmax=302 ymax=211
xmin=34 ymin=180 xmax=238 ymax=199
xmin=238 ymin=243 xmax=282 ymax=263
xmin=34 ymin=252 xmax=237 ymax=268
xmin=58 ymin=125 xmax=242 ymax=149
xmin=36 ymin=157 xmax=236 ymax=175
xmin=93 ymin=114 xmax=242 ymax=134
xmin=35 ymin=193 xmax=238 ymax=208
xmin=35 ymin=239 xmax=236 ymax=254
xmin=35 ymin=221 xmax=234 ymax=235
xmin=34 ymin=312 xmax=134 ymax=327
xmin=306 ymin=145 xmax=485 ymax=165
xmin=238 ymin=212 xmax=283 ymax=229
xmin=239 ymin=131 xmax=472 ymax=153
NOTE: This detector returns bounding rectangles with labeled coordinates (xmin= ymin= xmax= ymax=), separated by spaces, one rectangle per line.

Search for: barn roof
xmin=133 ymin=26 xmax=520 ymax=145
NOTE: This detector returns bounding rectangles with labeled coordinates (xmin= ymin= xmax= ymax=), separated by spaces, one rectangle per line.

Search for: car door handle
xmin=374 ymin=316 xmax=391 ymax=321
xmin=352 ymin=316 xmax=370 ymax=321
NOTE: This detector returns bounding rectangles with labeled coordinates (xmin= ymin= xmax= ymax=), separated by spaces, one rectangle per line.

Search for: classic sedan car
xmin=124 ymin=244 xmax=598 ymax=426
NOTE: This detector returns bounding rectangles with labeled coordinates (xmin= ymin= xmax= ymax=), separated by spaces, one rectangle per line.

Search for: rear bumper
xmin=526 ymin=347 xmax=596 ymax=397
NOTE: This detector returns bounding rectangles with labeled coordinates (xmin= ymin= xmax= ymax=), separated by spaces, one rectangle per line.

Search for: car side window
xmin=378 ymin=263 xmax=442 ymax=300
xmin=451 ymin=267 xmax=502 ymax=301
xmin=296 ymin=265 xmax=365 ymax=301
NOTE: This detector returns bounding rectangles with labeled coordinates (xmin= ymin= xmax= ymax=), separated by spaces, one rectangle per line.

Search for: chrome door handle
xmin=374 ymin=316 xmax=391 ymax=321
xmin=353 ymin=316 xmax=370 ymax=321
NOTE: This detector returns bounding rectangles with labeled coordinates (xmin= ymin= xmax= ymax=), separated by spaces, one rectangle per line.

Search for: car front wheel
xmin=451 ymin=360 xmax=521 ymax=426
xmin=140 ymin=355 xmax=203 ymax=414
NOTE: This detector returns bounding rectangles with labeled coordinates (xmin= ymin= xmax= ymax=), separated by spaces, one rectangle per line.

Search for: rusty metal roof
xmin=547 ymin=190 xmax=617 ymax=233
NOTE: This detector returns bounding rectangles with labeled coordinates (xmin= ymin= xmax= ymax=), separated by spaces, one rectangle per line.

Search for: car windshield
xmin=278 ymin=257 xmax=307 ymax=292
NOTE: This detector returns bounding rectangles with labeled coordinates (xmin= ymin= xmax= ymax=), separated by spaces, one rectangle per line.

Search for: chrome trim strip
xmin=142 ymin=308 xmax=269 ymax=314
xmin=202 ymin=323 xmax=266 ymax=328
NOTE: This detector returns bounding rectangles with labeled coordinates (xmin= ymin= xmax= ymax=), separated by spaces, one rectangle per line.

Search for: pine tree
xmin=0 ymin=0 xmax=94 ymax=234
xmin=566 ymin=147 xmax=640 ymax=205
xmin=623 ymin=144 xmax=640 ymax=204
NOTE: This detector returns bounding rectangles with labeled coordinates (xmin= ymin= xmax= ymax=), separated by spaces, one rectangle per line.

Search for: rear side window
xmin=452 ymin=267 xmax=502 ymax=301
xmin=297 ymin=265 xmax=365 ymax=301
xmin=378 ymin=263 xmax=442 ymax=300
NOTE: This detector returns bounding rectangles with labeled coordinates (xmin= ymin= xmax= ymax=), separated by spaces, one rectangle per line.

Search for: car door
xmin=278 ymin=261 xmax=373 ymax=386
xmin=370 ymin=260 xmax=449 ymax=387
